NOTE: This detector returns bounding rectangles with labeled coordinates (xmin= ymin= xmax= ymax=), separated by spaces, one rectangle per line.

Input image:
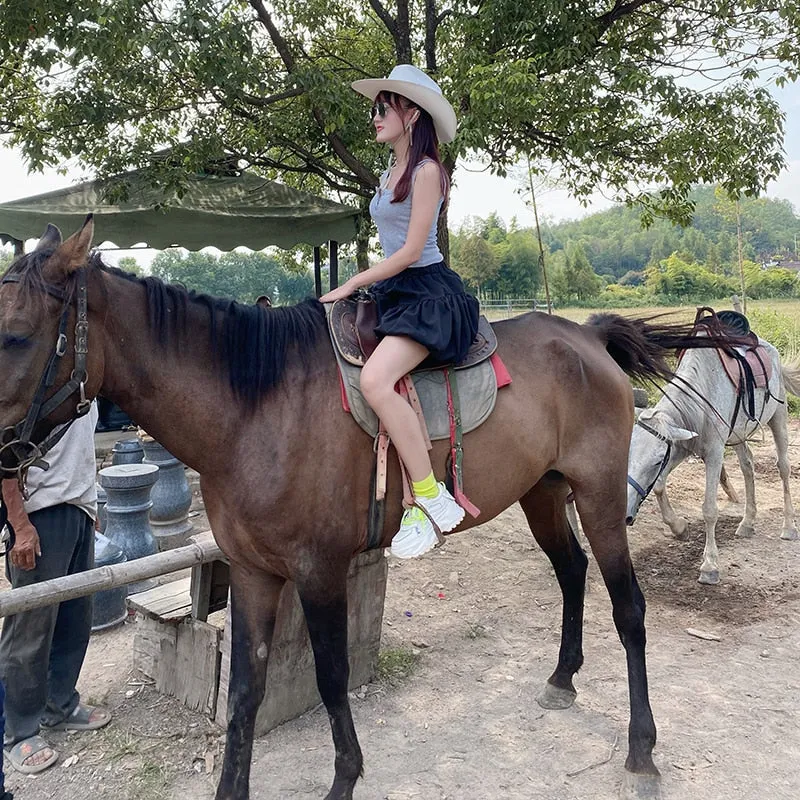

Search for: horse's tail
xmin=781 ymin=359 xmax=800 ymax=397
xmin=586 ymin=312 xmax=750 ymax=383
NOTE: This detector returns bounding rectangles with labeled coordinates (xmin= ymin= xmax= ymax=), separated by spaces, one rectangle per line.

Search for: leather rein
xmin=0 ymin=268 xmax=91 ymax=494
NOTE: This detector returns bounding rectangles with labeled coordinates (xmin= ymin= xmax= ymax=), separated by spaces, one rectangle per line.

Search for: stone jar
xmin=142 ymin=439 xmax=193 ymax=550
xmin=111 ymin=438 xmax=144 ymax=466
xmin=96 ymin=482 xmax=108 ymax=535
xmin=91 ymin=532 xmax=128 ymax=632
xmin=98 ymin=463 xmax=159 ymax=594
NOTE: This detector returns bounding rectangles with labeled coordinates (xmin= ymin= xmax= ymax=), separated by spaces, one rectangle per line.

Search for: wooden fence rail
xmin=0 ymin=531 xmax=222 ymax=618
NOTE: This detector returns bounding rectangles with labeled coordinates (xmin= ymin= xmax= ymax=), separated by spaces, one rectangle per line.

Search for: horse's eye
xmin=2 ymin=333 xmax=31 ymax=349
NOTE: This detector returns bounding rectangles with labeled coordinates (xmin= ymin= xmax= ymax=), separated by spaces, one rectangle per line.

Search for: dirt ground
xmin=3 ymin=422 xmax=799 ymax=800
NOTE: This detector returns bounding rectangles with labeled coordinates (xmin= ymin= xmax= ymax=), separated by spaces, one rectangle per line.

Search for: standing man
xmin=0 ymin=678 xmax=13 ymax=797
xmin=0 ymin=404 xmax=111 ymax=774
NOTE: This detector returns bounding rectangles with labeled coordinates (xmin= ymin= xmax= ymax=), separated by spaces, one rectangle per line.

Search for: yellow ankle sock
xmin=412 ymin=472 xmax=439 ymax=499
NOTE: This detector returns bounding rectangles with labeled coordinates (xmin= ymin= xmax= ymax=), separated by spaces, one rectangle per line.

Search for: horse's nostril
xmin=626 ymin=515 xmax=634 ymax=526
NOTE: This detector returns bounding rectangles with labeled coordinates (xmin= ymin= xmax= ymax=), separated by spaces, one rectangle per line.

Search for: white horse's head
xmin=626 ymin=409 xmax=697 ymax=524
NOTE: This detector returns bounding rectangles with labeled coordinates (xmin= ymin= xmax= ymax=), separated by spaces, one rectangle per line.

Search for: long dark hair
xmin=377 ymin=91 xmax=449 ymax=205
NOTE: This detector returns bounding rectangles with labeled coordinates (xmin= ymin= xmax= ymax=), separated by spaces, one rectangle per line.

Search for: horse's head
xmin=0 ymin=217 xmax=104 ymax=475
xmin=626 ymin=408 xmax=697 ymax=524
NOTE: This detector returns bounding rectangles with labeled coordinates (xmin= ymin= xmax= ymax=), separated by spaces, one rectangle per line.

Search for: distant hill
xmin=541 ymin=185 xmax=799 ymax=279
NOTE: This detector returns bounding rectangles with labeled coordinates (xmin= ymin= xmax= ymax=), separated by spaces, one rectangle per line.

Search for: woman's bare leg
xmin=359 ymin=335 xmax=431 ymax=481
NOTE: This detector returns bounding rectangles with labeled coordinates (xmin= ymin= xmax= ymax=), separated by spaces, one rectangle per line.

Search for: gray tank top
xmin=369 ymin=159 xmax=444 ymax=268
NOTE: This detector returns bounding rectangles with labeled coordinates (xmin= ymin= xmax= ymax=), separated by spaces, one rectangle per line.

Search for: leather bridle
xmin=0 ymin=268 xmax=91 ymax=494
xmin=627 ymin=418 xmax=672 ymax=504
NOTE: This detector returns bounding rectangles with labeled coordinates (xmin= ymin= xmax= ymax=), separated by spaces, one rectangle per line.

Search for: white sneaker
xmin=416 ymin=482 xmax=466 ymax=533
xmin=390 ymin=483 xmax=465 ymax=559
xmin=390 ymin=506 xmax=438 ymax=559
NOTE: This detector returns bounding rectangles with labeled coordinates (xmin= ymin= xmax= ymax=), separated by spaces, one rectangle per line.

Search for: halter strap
xmin=627 ymin=418 xmax=672 ymax=502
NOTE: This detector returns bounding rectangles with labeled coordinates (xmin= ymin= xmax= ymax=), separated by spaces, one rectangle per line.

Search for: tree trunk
xmin=356 ymin=203 xmax=372 ymax=272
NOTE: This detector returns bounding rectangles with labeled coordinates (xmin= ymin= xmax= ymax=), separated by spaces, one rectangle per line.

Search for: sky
xmin=1 ymin=83 xmax=798 ymax=261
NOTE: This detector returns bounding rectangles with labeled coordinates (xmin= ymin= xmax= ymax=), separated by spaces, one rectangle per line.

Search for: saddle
xmin=691 ymin=308 xmax=773 ymax=426
xmin=329 ymin=293 xmax=498 ymax=369
xmin=325 ymin=296 xmax=511 ymax=549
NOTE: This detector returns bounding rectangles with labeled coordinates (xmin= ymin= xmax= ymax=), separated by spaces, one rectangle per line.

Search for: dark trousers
xmin=0 ymin=504 xmax=94 ymax=746
xmin=0 ymin=678 xmax=5 ymax=786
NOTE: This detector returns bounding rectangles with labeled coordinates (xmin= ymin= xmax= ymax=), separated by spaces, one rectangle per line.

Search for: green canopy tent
xmin=0 ymin=168 xmax=360 ymax=294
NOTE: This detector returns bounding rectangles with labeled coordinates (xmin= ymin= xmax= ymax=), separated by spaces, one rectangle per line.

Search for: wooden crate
xmin=215 ymin=549 xmax=388 ymax=735
xmin=130 ymin=549 xmax=388 ymax=736
xmin=130 ymin=578 xmax=222 ymax=716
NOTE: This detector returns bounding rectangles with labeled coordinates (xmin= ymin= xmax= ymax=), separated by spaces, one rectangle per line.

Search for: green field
xmin=484 ymin=298 xmax=800 ymax=414
xmin=485 ymin=299 xmax=800 ymax=354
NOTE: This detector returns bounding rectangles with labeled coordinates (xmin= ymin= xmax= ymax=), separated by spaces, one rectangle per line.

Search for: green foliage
xmin=747 ymin=308 xmax=800 ymax=359
xmin=1 ymin=1 xmax=798 ymax=231
xmin=743 ymin=261 xmax=799 ymax=299
xmin=544 ymin=186 xmax=800 ymax=281
xmin=0 ymin=248 xmax=14 ymax=272
xmin=451 ymin=233 xmax=499 ymax=295
xmin=450 ymin=218 xmax=541 ymax=298
xmin=549 ymin=242 xmax=603 ymax=304
xmin=150 ymin=250 xmax=313 ymax=304
xmin=645 ymin=253 xmax=736 ymax=301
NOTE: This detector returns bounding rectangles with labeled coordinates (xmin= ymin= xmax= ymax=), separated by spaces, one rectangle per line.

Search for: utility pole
xmin=527 ymin=157 xmax=552 ymax=314
xmin=735 ymin=200 xmax=746 ymax=314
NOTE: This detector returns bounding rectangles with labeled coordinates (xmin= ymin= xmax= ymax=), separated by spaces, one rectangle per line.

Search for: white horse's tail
xmin=782 ymin=359 xmax=800 ymax=397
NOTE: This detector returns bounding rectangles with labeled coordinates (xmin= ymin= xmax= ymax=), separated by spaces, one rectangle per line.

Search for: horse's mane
xmin=5 ymin=248 xmax=327 ymax=412
xmin=98 ymin=260 xmax=327 ymax=411
xmin=3 ymin=247 xmax=78 ymax=308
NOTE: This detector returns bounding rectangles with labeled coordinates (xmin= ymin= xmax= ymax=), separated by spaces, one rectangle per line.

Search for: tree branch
xmin=237 ymin=86 xmax=304 ymax=107
xmin=367 ymin=0 xmax=398 ymax=38
xmin=248 ymin=0 xmax=376 ymax=190
xmin=424 ymin=0 xmax=438 ymax=72
xmin=248 ymin=0 xmax=296 ymax=69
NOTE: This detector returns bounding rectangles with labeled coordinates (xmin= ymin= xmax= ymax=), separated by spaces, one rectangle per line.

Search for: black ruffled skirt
xmin=372 ymin=261 xmax=480 ymax=365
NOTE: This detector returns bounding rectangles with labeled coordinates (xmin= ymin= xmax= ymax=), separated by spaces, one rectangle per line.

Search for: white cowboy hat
xmin=352 ymin=64 xmax=458 ymax=144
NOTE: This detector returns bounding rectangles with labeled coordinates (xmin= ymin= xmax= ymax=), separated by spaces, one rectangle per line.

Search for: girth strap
xmin=444 ymin=366 xmax=480 ymax=518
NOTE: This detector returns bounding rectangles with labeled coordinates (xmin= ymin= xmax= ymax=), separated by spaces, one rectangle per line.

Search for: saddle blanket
xmin=336 ymin=352 xmax=511 ymax=440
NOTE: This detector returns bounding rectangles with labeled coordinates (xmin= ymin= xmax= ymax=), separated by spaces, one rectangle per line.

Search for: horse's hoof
xmin=735 ymin=522 xmax=755 ymax=538
xmin=537 ymin=682 xmax=577 ymax=710
xmin=781 ymin=527 xmax=799 ymax=541
xmin=620 ymin=771 xmax=662 ymax=800
xmin=698 ymin=569 xmax=719 ymax=585
xmin=671 ymin=520 xmax=689 ymax=541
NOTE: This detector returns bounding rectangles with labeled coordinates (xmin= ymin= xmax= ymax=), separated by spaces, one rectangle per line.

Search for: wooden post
xmin=313 ymin=246 xmax=322 ymax=297
xmin=329 ymin=240 xmax=339 ymax=290
xmin=190 ymin=559 xmax=230 ymax=622
xmin=0 ymin=531 xmax=222 ymax=618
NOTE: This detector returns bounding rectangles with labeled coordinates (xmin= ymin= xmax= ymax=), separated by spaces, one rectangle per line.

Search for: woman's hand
xmin=319 ymin=281 xmax=358 ymax=304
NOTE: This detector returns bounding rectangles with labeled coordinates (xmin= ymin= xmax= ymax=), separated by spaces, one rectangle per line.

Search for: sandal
xmin=5 ymin=735 xmax=58 ymax=775
xmin=41 ymin=702 xmax=111 ymax=732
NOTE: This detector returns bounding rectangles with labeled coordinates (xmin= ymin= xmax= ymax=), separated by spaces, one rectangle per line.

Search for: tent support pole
xmin=313 ymin=246 xmax=322 ymax=297
xmin=329 ymin=241 xmax=339 ymax=290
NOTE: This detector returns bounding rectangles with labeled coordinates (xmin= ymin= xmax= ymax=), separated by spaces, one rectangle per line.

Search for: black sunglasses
xmin=371 ymin=101 xmax=389 ymax=120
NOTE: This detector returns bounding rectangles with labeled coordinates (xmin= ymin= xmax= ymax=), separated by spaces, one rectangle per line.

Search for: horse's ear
xmin=642 ymin=409 xmax=697 ymax=443
xmin=34 ymin=223 xmax=63 ymax=252
xmin=663 ymin=421 xmax=697 ymax=442
xmin=56 ymin=215 xmax=95 ymax=274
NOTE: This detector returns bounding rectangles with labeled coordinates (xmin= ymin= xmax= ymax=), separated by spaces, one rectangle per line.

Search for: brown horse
xmin=0 ymin=219 xmax=744 ymax=800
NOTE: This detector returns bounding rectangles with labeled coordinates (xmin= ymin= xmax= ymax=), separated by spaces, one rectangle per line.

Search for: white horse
xmin=626 ymin=338 xmax=800 ymax=584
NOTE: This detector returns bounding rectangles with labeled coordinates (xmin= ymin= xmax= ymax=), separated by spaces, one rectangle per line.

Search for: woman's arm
xmin=320 ymin=163 xmax=442 ymax=301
